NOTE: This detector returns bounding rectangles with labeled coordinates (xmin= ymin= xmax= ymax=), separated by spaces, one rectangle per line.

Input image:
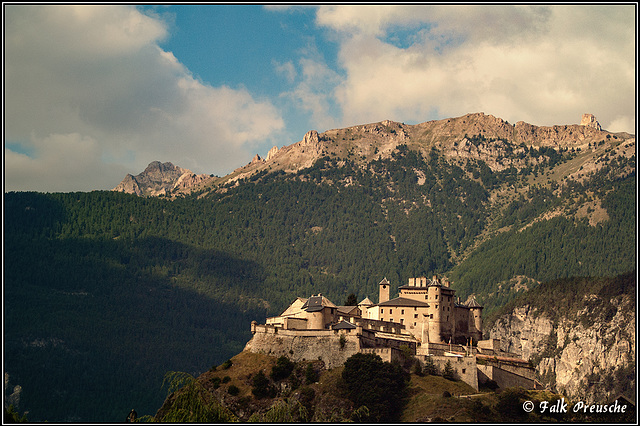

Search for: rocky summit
xmin=112 ymin=161 xmax=211 ymax=197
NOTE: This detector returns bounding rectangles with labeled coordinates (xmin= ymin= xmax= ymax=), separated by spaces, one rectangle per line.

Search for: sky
xmin=3 ymin=4 xmax=637 ymax=192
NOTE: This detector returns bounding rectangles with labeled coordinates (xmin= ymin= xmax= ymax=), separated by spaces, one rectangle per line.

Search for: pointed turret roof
xmin=466 ymin=295 xmax=483 ymax=308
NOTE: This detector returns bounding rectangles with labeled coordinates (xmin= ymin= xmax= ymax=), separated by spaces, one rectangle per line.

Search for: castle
xmin=245 ymin=276 xmax=539 ymax=391
xmin=367 ymin=276 xmax=483 ymax=345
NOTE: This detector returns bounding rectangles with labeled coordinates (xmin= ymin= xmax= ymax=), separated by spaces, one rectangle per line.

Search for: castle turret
xmin=379 ymin=278 xmax=390 ymax=303
xmin=427 ymin=278 xmax=444 ymax=342
xmin=467 ymin=296 xmax=483 ymax=342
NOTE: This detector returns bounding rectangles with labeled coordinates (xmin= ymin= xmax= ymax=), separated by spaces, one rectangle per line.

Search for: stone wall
xmin=244 ymin=327 xmax=360 ymax=369
xmin=417 ymin=355 xmax=479 ymax=390
xmin=477 ymin=364 xmax=538 ymax=390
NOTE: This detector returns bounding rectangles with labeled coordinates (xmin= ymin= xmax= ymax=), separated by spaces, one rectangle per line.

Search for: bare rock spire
xmin=580 ymin=113 xmax=602 ymax=131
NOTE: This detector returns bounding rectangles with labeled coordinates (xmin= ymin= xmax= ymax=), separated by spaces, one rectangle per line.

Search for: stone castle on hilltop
xmin=245 ymin=276 xmax=540 ymax=391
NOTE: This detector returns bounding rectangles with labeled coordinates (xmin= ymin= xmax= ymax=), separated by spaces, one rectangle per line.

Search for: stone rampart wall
xmin=422 ymin=355 xmax=479 ymax=390
xmin=477 ymin=364 xmax=537 ymax=389
xmin=244 ymin=329 xmax=360 ymax=369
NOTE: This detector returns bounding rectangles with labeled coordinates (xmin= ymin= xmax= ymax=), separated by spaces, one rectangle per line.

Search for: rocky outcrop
xmin=580 ymin=113 xmax=602 ymax=131
xmin=265 ymin=146 xmax=279 ymax=161
xmin=113 ymin=161 xmax=210 ymax=197
xmin=490 ymin=292 xmax=635 ymax=404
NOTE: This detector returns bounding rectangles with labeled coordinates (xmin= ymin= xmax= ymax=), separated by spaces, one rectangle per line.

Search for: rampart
xmin=245 ymin=324 xmax=361 ymax=369
xmin=476 ymin=354 xmax=538 ymax=389
xmin=416 ymin=354 xmax=479 ymax=390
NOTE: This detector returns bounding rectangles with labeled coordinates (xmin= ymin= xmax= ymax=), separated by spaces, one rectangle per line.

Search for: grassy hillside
xmin=153 ymin=351 xmax=631 ymax=423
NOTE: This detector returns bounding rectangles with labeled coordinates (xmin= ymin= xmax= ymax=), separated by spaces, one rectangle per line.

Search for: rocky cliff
xmin=489 ymin=274 xmax=636 ymax=404
xmin=112 ymin=161 xmax=212 ymax=197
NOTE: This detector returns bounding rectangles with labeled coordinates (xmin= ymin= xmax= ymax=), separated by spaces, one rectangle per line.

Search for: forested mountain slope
xmin=3 ymin=113 xmax=635 ymax=422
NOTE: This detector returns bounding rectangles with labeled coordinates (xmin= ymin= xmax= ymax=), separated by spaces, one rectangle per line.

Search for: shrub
xmin=423 ymin=356 xmax=438 ymax=376
xmin=271 ymin=356 xmax=295 ymax=381
xmin=339 ymin=334 xmax=347 ymax=349
xmin=228 ymin=385 xmax=239 ymax=396
xmin=222 ymin=376 xmax=231 ymax=384
xmin=305 ymin=363 xmax=319 ymax=384
xmin=495 ymin=388 xmax=529 ymax=420
xmin=341 ymin=353 xmax=409 ymax=422
xmin=252 ymin=370 xmax=275 ymax=399
xmin=442 ymin=360 xmax=456 ymax=381
xmin=413 ymin=361 xmax=423 ymax=376
xmin=221 ymin=359 xmax=233 ymax=370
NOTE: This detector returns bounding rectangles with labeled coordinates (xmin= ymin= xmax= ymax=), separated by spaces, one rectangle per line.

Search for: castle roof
xmin=337 ymin=305 xmax=360 ymax=316
xmin=302 ymin=294 xmax=337 ymax=312
xmin=279 ymin=297 xmax=308 ymax=316
xmin=377 ymin=297 xmax=430 ymax=308
xmin=466 ymin=296 xmax=483 ymax=308
xmin=358 ymin=297 xmax=374 ymax=306
xmin=398 ymin=283 xmax=431 ymax=290
xmin=332 ymin=320 xmax=357 ymax=330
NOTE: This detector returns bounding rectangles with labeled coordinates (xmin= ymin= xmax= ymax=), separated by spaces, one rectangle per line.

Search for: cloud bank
xmin=313 ymin=5 xmax=636 ymax=131
xmin=4 ymin=5 xmax=284 ymax=192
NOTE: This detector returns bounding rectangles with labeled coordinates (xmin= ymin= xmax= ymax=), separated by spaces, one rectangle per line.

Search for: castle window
xmin=462 ymin=369 xmax=466 ymax=374
xmin=381 ymin=308 xmax=384 ymax=314
xmin=435 ymin=295 xmax=438 ymax=299
xmin=400 ymin=319 xmax=404 ymax=324
xmin=414 ymin=314 xmax=418 ymax=319
xmin=414 ymin=322 xmax=417 ymax=326
xmin=401 ymin=309 xmax=405 ymax=315
xmin=390 ymin=309 xmax=393 ymax=314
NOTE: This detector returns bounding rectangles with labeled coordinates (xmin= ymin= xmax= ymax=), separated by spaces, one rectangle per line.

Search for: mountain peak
xmin=113 ymin=161 xmax=212 ymax=197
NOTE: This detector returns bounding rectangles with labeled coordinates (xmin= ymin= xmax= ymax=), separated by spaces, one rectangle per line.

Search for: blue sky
xmin=4 ymin=4 xmax=637 ymax=192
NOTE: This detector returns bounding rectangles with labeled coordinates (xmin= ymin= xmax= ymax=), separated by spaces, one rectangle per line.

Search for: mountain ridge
xmin=112 ymin=112 xmax=633 ymax=197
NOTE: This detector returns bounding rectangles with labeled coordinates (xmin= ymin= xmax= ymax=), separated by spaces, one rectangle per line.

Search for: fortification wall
xmin=244 ymin=328 xmax=360 ymax=369
xmin=416 ymin=355 xmax=478 ymax=390
xmin=477 ymin=364 xmax=538 ymax=389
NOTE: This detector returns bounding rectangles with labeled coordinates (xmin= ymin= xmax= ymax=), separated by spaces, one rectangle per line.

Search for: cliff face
xmin=489 ymin=290 xmax=635 ymax=404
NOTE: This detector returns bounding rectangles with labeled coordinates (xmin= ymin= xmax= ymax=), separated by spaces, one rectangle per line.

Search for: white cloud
xmin=4 ymin=5 xmax=284 ymax=192
xmin=4 ymin=133 xmax=129 ymax=192
xmin=316 ymin=5 xmax=636 ymax=132
xmin=277 ymin=50 xmax=343 ymax=132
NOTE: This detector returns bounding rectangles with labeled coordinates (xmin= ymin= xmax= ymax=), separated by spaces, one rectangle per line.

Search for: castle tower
xmin=427 ymin=279 xmax=444 ymax=343
xmin=379 ymin=278 xmax=390 ymax=303
xmin=308 ymin=311 xmax=324 ymax=329
xmin=467 ymin=296 xmax=483 ymax=342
